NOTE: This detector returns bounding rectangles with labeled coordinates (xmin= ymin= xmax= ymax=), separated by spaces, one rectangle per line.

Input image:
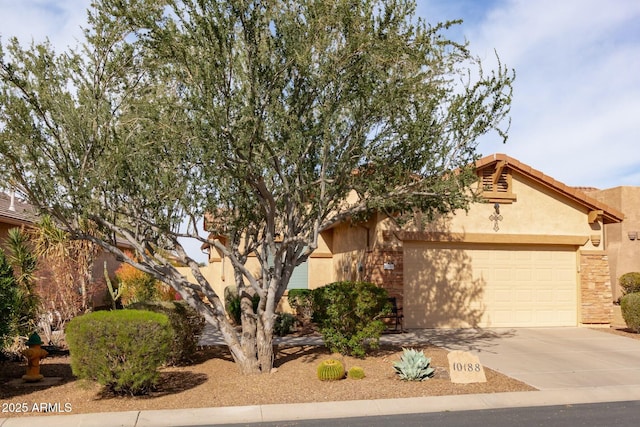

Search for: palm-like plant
xmin=5 ymin=227 xmax=39 ymax=336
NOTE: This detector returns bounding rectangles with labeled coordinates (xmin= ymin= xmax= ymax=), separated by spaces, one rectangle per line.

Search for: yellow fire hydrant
xmin=22 ymin=332 xmax=48 ymax=382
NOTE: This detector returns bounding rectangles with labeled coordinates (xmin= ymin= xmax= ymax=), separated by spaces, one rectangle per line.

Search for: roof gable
xmin=475 ymin=154 xmax=624 ymax=223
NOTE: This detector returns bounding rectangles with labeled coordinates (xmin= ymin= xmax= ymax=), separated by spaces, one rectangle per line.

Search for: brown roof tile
xmin=475 ymin=154 xmax=624 ymax=223
xmin=0 ymin=192 xmax=38 ymax=226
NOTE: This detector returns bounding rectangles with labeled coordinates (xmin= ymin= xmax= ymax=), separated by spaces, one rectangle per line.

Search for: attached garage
xmin=404 ymin=242 xmax=578 ymax=328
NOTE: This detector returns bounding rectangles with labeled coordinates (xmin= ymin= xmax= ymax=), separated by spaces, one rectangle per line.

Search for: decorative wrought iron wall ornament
xmin=489 ymin=202 xmax=503 ymax=231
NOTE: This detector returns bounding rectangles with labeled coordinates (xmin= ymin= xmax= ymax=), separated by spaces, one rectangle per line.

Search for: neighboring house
xmin=199 ymin=154 xmax=624 ymax=328
xmin=583 ymin=186 xmax=640 ymax=301
xmin=0 ymin=191 xmax=127 ymax=308
xmin=0 ymin=191 xmax=38 ymax=238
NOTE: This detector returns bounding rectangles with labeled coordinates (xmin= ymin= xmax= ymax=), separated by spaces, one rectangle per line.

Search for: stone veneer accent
xmin=580 ymin=251 xmax=613 ymax=324
xmin=363 ymin=249 xmax=404 ymax=308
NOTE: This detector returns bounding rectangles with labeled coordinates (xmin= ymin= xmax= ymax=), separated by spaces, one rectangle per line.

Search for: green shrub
xmin=347 ymin=366 xmax=366 ymax=380
xmin=619 ymin=272 xmax=640 ymax=296
xmin=287 ymin=289 xmax=313 ymax=319
xmin=317 ymin=359 xmax=345 ymax=381
xmin=66 ymin=310 xmax=172 ymax=395
xmin=393 ymin=348 xmax=435 ymax=381
xmin=274 ymin=312 xmax=296 ymax=336
xmin=312 ymin=281 xmax=390 ymax=358
xmin=0 ymin=250 xmax=19 ymax=350
xmin=224 ymin=286 xmax=259 ymax=325
xmin=128 ymin=301 xmax=205 ymax=365
xmin=620 ymin=293 xmax=640 ymax=333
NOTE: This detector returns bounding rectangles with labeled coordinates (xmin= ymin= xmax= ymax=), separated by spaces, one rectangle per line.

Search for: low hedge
xmin=66 ymin=310 xmax=172 ymax=395
xmin=621 ymin=293 xmax=640 ymax=333
xmin=128 ymin=300 xmax=206 ymax=365
xmin=620 ymin=272 xmax=640 ymax=296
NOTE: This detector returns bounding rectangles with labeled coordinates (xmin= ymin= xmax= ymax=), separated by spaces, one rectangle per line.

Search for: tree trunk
xmin=256 ymin=313 xmax=275 ymax=373
xmin=238 ymin=291 xmax=260 ymax=374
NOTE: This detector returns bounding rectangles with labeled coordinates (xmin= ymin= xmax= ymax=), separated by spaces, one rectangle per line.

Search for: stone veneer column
xmin=363 ymin=249 xmax=404 ymax=308
xmin=580 ymin=251 xmax=613 ymax=325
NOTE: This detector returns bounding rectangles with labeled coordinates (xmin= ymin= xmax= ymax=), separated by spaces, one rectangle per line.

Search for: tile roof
xmin=475 ymin=154 xmax=624 ymax=223
xmin=0 ymin=192 xmax=39 ymax=226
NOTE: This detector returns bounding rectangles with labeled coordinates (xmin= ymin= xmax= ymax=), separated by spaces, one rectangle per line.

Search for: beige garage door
xmin=404 ymin=243 xmax=577 ymax=328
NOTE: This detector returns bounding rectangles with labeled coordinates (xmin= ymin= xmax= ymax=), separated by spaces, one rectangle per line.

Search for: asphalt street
xmin=210 ymin=400 xmax=640 ymax=427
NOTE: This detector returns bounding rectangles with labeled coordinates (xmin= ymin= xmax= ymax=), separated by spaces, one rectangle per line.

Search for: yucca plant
xmin=393 ymin=348 xmax=435 ymax=381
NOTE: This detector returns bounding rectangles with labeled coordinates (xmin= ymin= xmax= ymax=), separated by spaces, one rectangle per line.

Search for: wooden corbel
xmin=588 ymin=210 xmax=603 ymax=224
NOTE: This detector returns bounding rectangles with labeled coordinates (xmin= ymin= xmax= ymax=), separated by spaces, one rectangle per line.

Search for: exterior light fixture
xmin=629 ymin=231 xmax=638 ymax=241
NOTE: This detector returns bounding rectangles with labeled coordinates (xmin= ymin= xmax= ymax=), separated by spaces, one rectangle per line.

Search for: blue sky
xmin=1 ymin=0 xmax=639 ymax=260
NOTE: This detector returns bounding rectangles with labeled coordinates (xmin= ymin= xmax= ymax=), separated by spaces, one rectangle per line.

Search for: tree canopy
xmin=0 ymin=0 xmax=514 ymax=373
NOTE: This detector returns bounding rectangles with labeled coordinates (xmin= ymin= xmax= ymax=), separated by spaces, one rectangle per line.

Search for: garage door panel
xmin=515 ymin=268 xmax=531 ymax=281
xmin=536 ymin=269 xmax=553 ymax=281
xmin=515 ymin=310 xmax=533 ymax=323
xmin=536 ymin=289 xmax=553 ymax=302
xmin=516 ymin=289 xmax=532 ymax=302
xmin=404 ymin=243 xmax=577 ymax=328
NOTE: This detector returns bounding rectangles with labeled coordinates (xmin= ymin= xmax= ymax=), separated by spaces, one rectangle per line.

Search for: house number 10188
xmin=452 ymin=362 xmax=481 ymax=372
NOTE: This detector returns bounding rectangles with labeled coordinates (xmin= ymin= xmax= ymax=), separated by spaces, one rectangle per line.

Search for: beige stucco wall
xmin=176 ymin=263 xmax=229 ymax=303
xmin=588 ymin=186 xmax=640 ymax=300
xmin=425 ymin=173 xmax=603 ymax=249
xmin=200 ymin=227 xmax=337 ymax=298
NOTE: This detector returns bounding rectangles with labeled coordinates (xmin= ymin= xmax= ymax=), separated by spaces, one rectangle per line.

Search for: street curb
xmin=3 ymin=386 xmax=640 ymax=426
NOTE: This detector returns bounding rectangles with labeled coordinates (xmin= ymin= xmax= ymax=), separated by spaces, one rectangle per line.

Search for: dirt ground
xmin=1 ymin=326 xmax=637 ymax=419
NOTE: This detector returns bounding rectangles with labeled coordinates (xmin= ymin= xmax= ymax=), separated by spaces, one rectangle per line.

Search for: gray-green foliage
xmin=393 ymin=348 xmax=436 ymax=381
xmin=0 ymin=0 xmax=514 ymax=374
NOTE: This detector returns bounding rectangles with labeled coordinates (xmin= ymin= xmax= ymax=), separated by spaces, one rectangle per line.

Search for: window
xmin=267 ymin=246 xmax=309 ymax=290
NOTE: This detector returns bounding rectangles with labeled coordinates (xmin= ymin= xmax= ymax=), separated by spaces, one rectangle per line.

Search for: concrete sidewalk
xmin=3 ymin=386 xmax=640 ymax=427
xmin=3 ymin=327 xmax=640 ymax=426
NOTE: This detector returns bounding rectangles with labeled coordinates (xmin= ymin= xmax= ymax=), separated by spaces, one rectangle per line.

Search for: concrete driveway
xmin=199 ymin=325 xmax=640 ymax=390
xmin=403 ymin=327 xmax=640 ymax=390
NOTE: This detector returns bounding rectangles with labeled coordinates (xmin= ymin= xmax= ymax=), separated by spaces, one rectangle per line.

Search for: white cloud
xmin=0 ymin=0 xmax=88 ymax=50
xmin=460 ymin=0 xmax=640 ymax=189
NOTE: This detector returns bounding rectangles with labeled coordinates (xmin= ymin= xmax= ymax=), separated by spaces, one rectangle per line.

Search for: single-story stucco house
xmin=197 ymin=153 xmax=626 ymax=328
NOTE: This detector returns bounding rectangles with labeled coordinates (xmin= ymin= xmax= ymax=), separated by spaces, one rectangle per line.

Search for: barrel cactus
xmin=347 ymin=366 xmax=366 ymax=380
xmin=317 ymin=359 xmax=345 ymax=381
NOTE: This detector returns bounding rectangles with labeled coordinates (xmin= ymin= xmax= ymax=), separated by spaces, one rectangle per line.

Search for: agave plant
xmin=393 ymin=348 xmax=435 ymax=381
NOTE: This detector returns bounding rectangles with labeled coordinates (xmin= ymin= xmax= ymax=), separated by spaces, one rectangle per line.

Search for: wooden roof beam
xmin=588 ymin=210 xmax=603 ymax=224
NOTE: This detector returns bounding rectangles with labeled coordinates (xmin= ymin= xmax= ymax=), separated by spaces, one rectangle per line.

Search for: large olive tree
xmin=0 ymin=0 xmax=514 ymax=374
